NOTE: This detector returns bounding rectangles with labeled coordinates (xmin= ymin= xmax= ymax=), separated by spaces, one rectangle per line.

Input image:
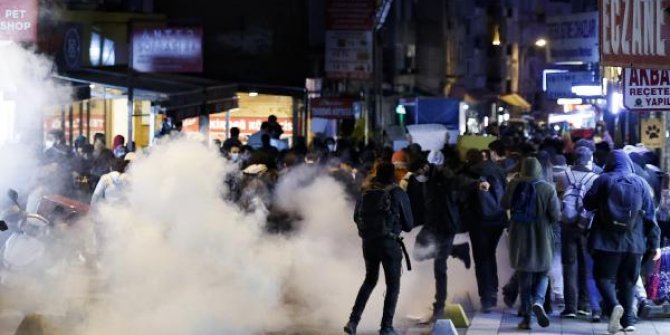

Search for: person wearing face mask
xmin=325 ymin=137 xmax=337 ymax=154
xmin=227 ymin=145 xmax=242 ymax=165
xmin=43 ymin=130 xmax=71 ymax=163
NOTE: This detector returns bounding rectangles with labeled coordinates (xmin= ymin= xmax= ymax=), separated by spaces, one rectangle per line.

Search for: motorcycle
xmin=0 ymin=189 xmax=92 ymax=334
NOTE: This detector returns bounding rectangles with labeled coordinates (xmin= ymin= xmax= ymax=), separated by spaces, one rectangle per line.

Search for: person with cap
xmin=391 ymin=149 xmax=409 ymax=186
xmin=554 ymin=146 xmax=600 ymax=320
xmin=345 ymin=162 xmax=413 ymax=335
xmin=574 ymin=139 xmax=603 ymax=174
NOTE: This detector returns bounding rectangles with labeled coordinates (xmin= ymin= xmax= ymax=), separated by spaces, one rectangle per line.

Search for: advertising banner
xmin=548 ymin=12 xmax=599 ymax=63
xmin=545 ymin=71 xmax=597 ymax=99
xmin=641 ymin=118 xmax=665 ymax=149
xmin=0 ymin=0 xmax=38 ymax=42
xmin=623 ymin=68 xmax=670 ymax=110
xmin=599 ymin=0 xmax=670 ymax=68
xmin=132 ymin=26 xmax=203 ymax=73
xmin=325 ymin=0 xmax=374 ymax=80
xmin=311 ymin=97 xmax=355 ymax=119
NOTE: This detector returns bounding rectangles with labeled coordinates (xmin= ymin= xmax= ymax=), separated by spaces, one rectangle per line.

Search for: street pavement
xmin=2 ymin=308 xmax=670 ymax=335
xmin=399 ymin=307 xmax=670 ymax=335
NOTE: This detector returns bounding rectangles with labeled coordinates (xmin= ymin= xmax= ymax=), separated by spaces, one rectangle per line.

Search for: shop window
xmin=90 ymin=31 xmax=116 ymax=66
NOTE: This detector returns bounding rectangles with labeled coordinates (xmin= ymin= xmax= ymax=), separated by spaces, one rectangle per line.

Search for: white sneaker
xmin=608 ymin=305 xmax=624 ymax=334
xmin=622 ymin=325 xmax=635 ymax=332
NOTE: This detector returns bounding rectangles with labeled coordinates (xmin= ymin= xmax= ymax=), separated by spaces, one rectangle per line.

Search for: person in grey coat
xmin=503 ymin=157 xmax=561 ymax=330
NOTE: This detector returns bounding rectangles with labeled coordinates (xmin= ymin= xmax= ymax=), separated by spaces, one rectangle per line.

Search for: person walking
xmin=503 ymin=157 xmax=560 ymax=330
xmin=555 ymin=147 xmax=599 ymax=319
xmin=345 ymin=162 xmax=413 ymax=335
xmin=583 ymin=150 xmax=661 ymax=333
xmin=469 ymin=151 xmax=508 ymax=312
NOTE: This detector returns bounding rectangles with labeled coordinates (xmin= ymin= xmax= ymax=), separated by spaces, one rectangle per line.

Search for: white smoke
xmin=0 ymin=42 xmax=70 ymax=198
xmin=0 ymin=43 xmax=517 ymax=335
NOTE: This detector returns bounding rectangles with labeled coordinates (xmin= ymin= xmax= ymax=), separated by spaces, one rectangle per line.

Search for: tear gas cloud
xmin=0 ymin=43 xmax=515 ymax=334
xmin=0 ymin=42 xmax=71 ymax=198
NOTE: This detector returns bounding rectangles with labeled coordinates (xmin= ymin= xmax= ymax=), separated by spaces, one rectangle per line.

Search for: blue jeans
xmin=518 ymin=271 xmax=549 ymax=318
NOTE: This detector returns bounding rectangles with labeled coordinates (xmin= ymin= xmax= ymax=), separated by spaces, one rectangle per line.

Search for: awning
xmin=500 ymin=94 xmax=531 ymax=110
xmin=56 ymin=67 xmax=238 ymax=119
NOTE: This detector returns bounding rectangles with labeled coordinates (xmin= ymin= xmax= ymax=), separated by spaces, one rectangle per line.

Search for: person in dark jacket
xmin=419 ymin=157 xmax=488 ymax=322
xmin=503 ymin=157 xmax=561 ymax=330
xmin=469 ymin=156 xmax=508 ymax=312
xmin=345 ymin=162 xmax=413 ymax=335
xmin=583 ymin=150 xmax=661 ymax=334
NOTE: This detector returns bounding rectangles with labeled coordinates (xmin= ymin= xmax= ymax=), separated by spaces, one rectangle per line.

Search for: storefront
xmin=57 ymin=68 xmax=237 ymax=148
xmin=183 ymin=93 xmax=296 ymax=144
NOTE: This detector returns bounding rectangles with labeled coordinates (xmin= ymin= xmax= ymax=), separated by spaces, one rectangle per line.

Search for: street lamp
xmin=534 ymin=38 xmax=547 ymax=47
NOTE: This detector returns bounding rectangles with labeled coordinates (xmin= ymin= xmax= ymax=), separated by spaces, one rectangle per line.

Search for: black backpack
xmin=478 ymin=176 xmax=506 ymax=225
xmin=604 ymin=174 xmax=644 ymax=232
xmin=355 ymin=186 xmax=398 ymax=240
xmin=510 ymin=180 xmax=542 ymax=224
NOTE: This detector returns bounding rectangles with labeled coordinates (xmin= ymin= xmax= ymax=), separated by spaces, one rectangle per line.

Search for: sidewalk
xmin=444 ymin=308 xmax=670 ymax=335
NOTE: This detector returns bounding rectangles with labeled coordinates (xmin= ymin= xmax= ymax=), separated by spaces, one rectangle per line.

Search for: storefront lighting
xmin=483 ymin=116 xmax=489 ymax=127
xmin=248 ymin=92 xmax=259 ymax=97
xmin=542 ymin=69 xmax=568 ymax=91
xmin=557 ymin=98 xmax=583 ymax=105
xmin=610 ymin=92 xmax=624 ymax=115
xmin=571 ymin=85 xmax=603 ymax=97
xmin=503 ymin=113 xmax=510 ymax=121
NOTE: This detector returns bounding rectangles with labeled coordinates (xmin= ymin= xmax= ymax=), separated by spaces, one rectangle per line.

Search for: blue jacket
xmin=583 ymin=150 xmax=660 ymax=254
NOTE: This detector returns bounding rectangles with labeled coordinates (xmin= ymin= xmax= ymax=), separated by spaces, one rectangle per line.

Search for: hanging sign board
xmin=599 ymin=0 xmax=670 ymax=69
xmin=641 ymin=118 xmax=665 ymax=149
xmin=0 ymin=0 xmax=38 ymax=42
xmin=623 ymin=68 xmax=670 ymax=109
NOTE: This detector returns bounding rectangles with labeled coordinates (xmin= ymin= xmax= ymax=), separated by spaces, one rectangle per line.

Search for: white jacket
xmin=91 ymin=171 xmax=128 ymax=205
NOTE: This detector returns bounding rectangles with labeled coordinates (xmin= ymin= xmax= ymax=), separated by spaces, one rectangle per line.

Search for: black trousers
xmin=349 ymin=238 xmax=403 ymax=328
xmin=433 ymin=233 xmax=456 ymax=313
xmin=561 ymin=229 xmax=590 ymax=312
xmin=592 ymin=251 xmax=641 ymax=328
xmin=470 ymin=225 xmax=504 ymax=305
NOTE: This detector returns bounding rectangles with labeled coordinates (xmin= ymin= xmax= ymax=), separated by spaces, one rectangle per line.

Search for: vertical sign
xmin=325 ymin=0 xmax=374 ymax=80
xmin=599 ymin=0 xmax=670 ymax=68
xmin=0 ymin=0 xmax=38 ymax=42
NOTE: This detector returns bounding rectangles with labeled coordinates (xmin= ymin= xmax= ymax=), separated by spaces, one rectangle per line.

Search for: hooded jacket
xmin=583 ymin=150 xmax=660 ymax=254
xmin=502 ymin=157 xmax=560 ymax=272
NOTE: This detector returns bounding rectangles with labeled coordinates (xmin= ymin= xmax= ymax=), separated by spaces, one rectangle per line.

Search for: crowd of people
xmin=332 ymin=131 xmax=667 ymax=334
xmin=26 ymin=118 xmax=670 ymax=335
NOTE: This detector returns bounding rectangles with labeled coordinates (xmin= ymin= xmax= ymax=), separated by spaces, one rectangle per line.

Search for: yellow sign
xmin=641 ymin=118 xmax=665 ymax=149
